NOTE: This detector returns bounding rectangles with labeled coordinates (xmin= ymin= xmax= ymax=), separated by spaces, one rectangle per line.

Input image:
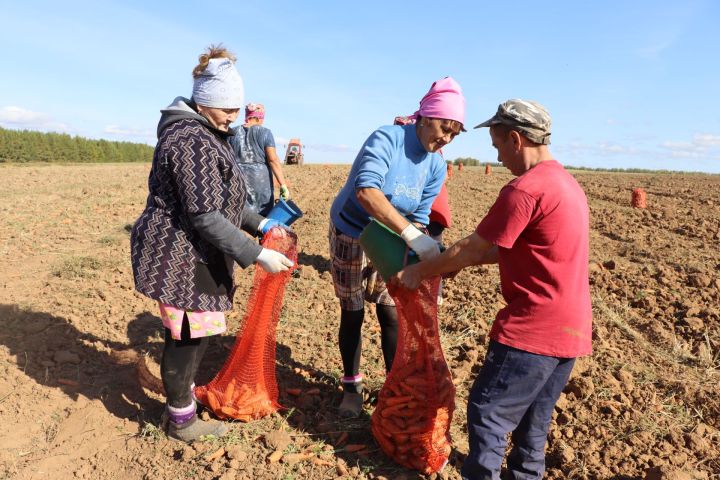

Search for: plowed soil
xmin=1 ymin=163 xmax=718 ymax=480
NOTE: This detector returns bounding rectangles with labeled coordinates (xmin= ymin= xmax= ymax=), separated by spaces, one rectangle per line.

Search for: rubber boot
xmin=165 ymin=413 xmax=228 ymax=442
xmin=338 ymin=391 xmax=364 ymax=418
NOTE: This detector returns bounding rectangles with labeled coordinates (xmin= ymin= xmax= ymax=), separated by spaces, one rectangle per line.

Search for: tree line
xmin=451 ymin=157 xmax=485 ymax=166
xmin=0 ymin=127 xmax=154 ymax=163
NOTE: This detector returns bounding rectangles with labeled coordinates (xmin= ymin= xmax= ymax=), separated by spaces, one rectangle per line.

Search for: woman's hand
xmin=256 ymin=248 xmax=294 ymax=273
xmin=400 ymin=224 xmax=440 ymax=260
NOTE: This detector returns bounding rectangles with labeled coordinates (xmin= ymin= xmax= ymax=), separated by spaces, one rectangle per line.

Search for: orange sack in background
xmin=194 ymin=228 xmax=298 ymax=421
xmin=631 ymin=188 xmax=647 ymax=208
xmin=371 ymin=277 xmax=455 ymax=474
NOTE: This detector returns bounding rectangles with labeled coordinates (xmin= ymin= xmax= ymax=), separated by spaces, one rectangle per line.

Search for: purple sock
xmin=168 ymin=401 xmax=195 ymax=425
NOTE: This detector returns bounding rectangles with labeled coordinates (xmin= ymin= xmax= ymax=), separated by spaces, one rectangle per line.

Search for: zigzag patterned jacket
xmin=131 ymin=100 xmax=262 ymax=312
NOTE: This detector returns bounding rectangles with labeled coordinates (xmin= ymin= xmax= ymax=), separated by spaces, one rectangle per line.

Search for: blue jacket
xmin=330 ymin=124 xmax=446 ymax=238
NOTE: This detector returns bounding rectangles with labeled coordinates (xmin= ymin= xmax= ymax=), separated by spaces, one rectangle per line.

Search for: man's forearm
xmin=418 ymin=232 xmax=493 ymax=278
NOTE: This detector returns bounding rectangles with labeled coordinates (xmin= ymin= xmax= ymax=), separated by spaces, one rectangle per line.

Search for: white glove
xmin=400 ymin=224 xmax=441 ymax=261
xmin=256 ymin=248 xmax=294 ymax=273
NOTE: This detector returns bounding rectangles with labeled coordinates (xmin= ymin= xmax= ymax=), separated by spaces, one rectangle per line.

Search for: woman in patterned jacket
xmin=130 ymin=45 xmax=293 ymax=442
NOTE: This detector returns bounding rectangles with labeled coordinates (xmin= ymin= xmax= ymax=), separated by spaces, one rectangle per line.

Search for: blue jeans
xmin=461 ymin=341 xmax=575 ymax=480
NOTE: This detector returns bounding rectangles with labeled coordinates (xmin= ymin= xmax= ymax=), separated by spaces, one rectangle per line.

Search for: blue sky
xmin=2 ymin=0 xmax=719 ymax=172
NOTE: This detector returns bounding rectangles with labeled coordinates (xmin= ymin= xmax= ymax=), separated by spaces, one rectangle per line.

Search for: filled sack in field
xmin=194 ymin=228 xmax=297 ymax=421
xmin=370 ymin=276 xmax=455 ymax=474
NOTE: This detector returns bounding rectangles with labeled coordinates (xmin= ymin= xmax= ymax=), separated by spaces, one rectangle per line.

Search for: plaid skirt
xmin=328 ymin=221 xmax=394 ymax=311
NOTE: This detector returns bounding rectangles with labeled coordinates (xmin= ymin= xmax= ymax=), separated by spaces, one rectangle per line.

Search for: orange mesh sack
xmin=371 ymin=276 xmax=455 ymax=474
xmin=631 ymin=188 xmax=647 ymax=208
xmin=194 ymin=228 xmax=298 ymax=421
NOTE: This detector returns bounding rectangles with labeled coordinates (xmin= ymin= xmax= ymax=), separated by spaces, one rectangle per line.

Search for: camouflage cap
xmin=474 ymin=99 xmax=552 ymax=145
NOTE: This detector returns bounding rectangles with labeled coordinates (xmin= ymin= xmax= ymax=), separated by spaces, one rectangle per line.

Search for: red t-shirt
xmin=475 ymin=160 xmax=592 ymax=357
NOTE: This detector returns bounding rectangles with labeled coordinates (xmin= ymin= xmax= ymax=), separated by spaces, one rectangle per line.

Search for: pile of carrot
xmin=196 ymin=380 xmax=277 ymax=422
xmin=372 ymin=277 xmax=455 ymax=474
xmin=193 ymin=228 xmax=298 ymax=422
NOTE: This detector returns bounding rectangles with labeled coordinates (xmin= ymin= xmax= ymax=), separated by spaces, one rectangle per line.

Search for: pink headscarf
xmin=412 ymin=76 xmax=465 ymax=127
xmin=245 ymin=103 xmax=265 ymax=122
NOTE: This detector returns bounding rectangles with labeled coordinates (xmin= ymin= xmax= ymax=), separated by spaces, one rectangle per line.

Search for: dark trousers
xmin=461 ymin=341 xmax=575 ymax=480
xmin=161 ymin=315 xmax=209 ymax=408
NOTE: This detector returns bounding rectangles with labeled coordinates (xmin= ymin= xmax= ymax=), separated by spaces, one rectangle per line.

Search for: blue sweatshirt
xmin=330 ymin=124 xmax=446 ymax=238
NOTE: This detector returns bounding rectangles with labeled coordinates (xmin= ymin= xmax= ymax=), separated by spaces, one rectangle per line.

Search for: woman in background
xmin=230 ymin=103 xmax=291 ymax=216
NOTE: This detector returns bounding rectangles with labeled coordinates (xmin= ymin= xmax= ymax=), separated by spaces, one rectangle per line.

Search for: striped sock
xmin=341 ymin=374 xmax=363 ymax=394
xmin=167 ymin=401 xmax=195 ymax=425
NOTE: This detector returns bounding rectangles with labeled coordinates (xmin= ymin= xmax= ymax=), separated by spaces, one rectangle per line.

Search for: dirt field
xmin=1 ymin=163 xmax=718 ymax=480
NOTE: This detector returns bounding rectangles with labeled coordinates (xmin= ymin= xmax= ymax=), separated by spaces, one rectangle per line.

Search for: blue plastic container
xmin=267 ymin=198 xmax=303 ymax=226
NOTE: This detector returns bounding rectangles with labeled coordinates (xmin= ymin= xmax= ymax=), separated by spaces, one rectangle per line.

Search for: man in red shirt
xmin=393 ymin=99 xmax=592 ymax=479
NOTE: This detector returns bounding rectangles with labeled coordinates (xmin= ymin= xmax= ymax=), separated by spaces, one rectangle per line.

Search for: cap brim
xmin=473 ymin=117 xmax=500 ymax=129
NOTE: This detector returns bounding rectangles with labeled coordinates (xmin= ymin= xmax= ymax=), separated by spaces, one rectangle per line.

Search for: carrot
xmin=312 ymin=458 xmax=335 ymax=467
xmin=384 ymin=403 xmax=420 ymax=418
xmin=373 ymin=430 xmax=395 ymax=455
xmin=220 ymin=405 xmax=238 ymax=417
xmin=205 ymin=447 xmax=225 ymax=462
xmin=379 ymin=403 xmax=412 ymax=418
xmin=395 ymin=441 xmax=417 ymax=455
xmin=286 ymin=388 xmax=302 ymax=396
xmin=393 ymin=433 xmax=409 ymax=444
xmin=383 ymin=395 xmax=413 ymax=406
xmin=399 ymin=382 xmax=427 ymax=400
xmin=401 ymin=423 xmax=432 ymax=434
xmin=335 ymin=431 xmax=349 ymax=446
xmin=409 ymin=456 xmax=430 ymax=474
xmin=390 ymin=416 xmax=407 ymax=431
xmin=206 ymin=389 xmax=221 ymax=411
xmin=344 ymin=444 xmax=367 ymax=453
xmin=385 ymin=381 xmax=404 ymax=397
xmin=224 ymin=378 xmax=236 ymax=403
xmin=282 ymin=452 xmax=314 ymax=464
xmin=390 ymin=362 xmax=418 ymax=379
xmin=404 ymin=377 xmax=431 ymax=388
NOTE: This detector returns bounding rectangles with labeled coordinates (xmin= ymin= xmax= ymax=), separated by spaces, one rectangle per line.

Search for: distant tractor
xmin=284 ymin=138 xmax=304 ymax=165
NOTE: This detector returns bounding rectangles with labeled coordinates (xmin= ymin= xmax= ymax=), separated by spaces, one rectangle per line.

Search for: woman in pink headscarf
xmin=229 ymin=103 xmax=291 ymax=216
xmin=328 ymin=77 xmax=465 ymax=417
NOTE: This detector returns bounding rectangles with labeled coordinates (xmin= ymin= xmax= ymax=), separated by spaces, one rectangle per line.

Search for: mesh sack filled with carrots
xmin=371 ymin=276 xmax=455 ymax=474
xmin=194 ymin=228 xmax=297 ymax=421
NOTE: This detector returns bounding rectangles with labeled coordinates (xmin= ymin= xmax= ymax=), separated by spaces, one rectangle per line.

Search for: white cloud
xmin=694 ymin=133 xmax=720 ymax=147
xmin=104 ymin=125 xmax=155 ymax=139
xmin=660 ymin=133 xmax=720 ymax=158
xmin=555 ymin=131 xmax=720 ymax=172
xmin=0 ymin=106 xmax=72 ymax=133
xmin=558 ymin=141 xmax=644 ymax=157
